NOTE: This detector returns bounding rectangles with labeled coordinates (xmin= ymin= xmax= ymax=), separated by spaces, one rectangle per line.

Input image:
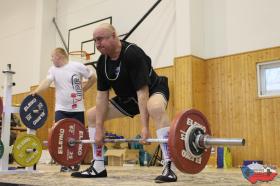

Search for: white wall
xmin=190 ymin=0 xmax=204 ymax=58
xmin=54 ymin=0 xmax=280 ymax=61
xmin=0 ymin=0 xmax=56 ymax=95
xmin=56 ymin=0 xmax=177 ymax=68
xmin=34 ymin=0 xmax=56 ymax=81
xmin=1 ymin=0 xmax=280 ymax=95
xmin=0 ymin=0 xmax=37 ymax=95
xmin=175 ymin=0 xmax=191 ymax=57
xmin=204 ymin=0 xmax=280 ymax=59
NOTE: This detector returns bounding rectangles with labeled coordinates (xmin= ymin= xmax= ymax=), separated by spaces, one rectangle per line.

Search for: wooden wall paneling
xmin=260 ymin=99 xmax=278 ymax=165
xmin=232 ymin=55 xmax=251 ymax=166
xmin=205 ymin=47 xmax=280 ymax=167
xmin=205 ymin=58 xmax=222 ymax=138
xmin=191 ymin=56 xmax=207 ymax=115
xmin=206 ymin=54 xmax=260 ymax=166
xmin=223 ymin=57 xmax=232 ymax=139
xmin=205 ymin=59 xmax=216 ymax=137
xmin=271 ymin=98 xmax=280 ymax=165
xmin=230 ymin=55 xmax=246 ymax=166
xmin=12 ymin=92 xmax=29 ymax=105
xmin=174 ymin=56 xmax=193 ymax=113
xmin=244 ymin=53 xmax=263 ymax=163
xmin=256 ymin=47 xmax=280 ymax=166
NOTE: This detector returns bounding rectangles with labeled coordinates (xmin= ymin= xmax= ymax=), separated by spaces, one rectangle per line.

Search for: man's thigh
xmin=148 ymin=93 xmax=168 ymax=110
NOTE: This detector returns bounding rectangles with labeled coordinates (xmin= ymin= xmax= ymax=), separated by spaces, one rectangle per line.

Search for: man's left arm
xmin=137 ymin=85 xmax=150 ymax=143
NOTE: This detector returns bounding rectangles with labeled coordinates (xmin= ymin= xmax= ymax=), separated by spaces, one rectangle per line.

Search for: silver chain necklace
xmin=104 ymin=43 xmax=134 ymax=81
xmin=104 ymin=55 xmax=122 ymax=81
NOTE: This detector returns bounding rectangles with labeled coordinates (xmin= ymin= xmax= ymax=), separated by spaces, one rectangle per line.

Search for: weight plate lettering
xmin=168 ymin=109 xmax=211 ymax=174
xmin=48 ymin=118 xmax=89 ymax=167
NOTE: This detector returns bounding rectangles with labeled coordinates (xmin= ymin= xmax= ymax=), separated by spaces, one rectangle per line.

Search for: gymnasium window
xmin=257 ymin=60 xmax=280 ymax=97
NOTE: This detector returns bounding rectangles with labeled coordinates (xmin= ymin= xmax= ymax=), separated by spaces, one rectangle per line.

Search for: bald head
xmin=93 ymin=23 xmax=118 ymax=41
xmin=95 ymin=23 xmax=116 ymax=34
xmin=93 ymin=23 xmax=121 ymax=57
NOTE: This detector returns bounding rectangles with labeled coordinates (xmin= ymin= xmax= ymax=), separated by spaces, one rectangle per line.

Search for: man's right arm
xmin=95 ymin=90 xmax=109 ymax=145
xmin=96 ymin=90 xmax=109 ymax=124
xmin=31 ymin=78 xmax=52 ymax=96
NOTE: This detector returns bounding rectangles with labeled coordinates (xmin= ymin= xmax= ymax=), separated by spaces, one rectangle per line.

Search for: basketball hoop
xmin=69 ymin=51 xmax=91 ymax=63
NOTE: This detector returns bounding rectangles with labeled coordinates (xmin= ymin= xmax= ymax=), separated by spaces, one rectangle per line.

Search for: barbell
xmin=47 ymin=109 xmax=245 ymax=174
xmin=4 ymin=108 xmax=245 ymax=172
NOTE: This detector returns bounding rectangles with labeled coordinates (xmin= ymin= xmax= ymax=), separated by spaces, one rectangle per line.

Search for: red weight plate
xmin=168 ymin=109 xmax=211 ymax=174
xmin=48 ymin=118 xmax=89 ymax=167
xmin=0 ymin=97 xmax=3 ymax=116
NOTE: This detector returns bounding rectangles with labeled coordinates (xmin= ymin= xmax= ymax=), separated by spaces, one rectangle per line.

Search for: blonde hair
xmin=54 ymin=47 xmax=69 ymax=60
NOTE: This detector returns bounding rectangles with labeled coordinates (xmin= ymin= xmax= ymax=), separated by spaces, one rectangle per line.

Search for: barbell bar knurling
xmin=68 ymin=138 xmax=168 ymax=146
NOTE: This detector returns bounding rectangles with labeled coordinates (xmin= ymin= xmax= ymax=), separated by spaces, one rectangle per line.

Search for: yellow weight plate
xmin=12 ymin=134 xmax=42 ymax=167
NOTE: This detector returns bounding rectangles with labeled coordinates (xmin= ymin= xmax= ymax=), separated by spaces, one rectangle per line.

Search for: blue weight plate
xmin=19 ymin=95 xmax=48 ymax=129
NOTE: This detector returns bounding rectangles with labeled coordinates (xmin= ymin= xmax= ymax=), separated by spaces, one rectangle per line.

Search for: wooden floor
xmin=0 ymin=164 xmax=279 ymax=186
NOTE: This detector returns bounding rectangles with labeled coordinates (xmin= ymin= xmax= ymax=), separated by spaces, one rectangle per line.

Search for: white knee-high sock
xmin=88 ymin=127 xmax=105 ymax=171
xmin=156 ymin=127 xmax=171 ymax=162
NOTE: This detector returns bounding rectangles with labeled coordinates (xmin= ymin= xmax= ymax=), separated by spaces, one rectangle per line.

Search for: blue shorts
xmin=55 ymin=111 xmax=85 ymax=125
